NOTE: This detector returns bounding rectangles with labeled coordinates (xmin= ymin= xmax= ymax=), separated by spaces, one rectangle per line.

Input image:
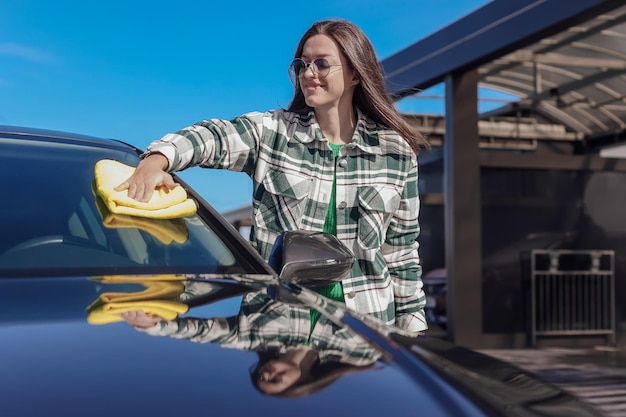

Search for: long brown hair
xmin=287 ymin=19 xmax=430 ymax=154
xmin=250 ymin=350 xmax=375 ymax=398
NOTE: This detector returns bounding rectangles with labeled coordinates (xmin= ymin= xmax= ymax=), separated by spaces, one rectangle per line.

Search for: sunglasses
xmin=288 ymin=58 xmax=343 ymax=86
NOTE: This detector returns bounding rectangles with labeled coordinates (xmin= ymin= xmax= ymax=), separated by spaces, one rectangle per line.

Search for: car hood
xmin=0 ymin=273 xmax=602 ymax=417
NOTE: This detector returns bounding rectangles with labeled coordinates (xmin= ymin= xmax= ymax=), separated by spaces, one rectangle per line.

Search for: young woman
xmin=116 ymin=19 xmax=430 ymax=334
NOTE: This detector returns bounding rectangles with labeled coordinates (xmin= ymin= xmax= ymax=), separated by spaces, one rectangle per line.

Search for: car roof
xmin=0 ymin=124 xmax=138 ymax=152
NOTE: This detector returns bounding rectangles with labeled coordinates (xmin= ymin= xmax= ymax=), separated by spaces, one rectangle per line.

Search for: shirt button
xmin=338 ymin=201 xmax=347 ymax=209
xmin=338 ymin=158 xmax=347 ymax=168
xmin=346 ymin=291 xmax=356 ymax=299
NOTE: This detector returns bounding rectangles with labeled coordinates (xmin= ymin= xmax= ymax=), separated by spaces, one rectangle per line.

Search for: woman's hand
xmin=114 ymin=153 xmax=177 ymax=202
xmin=120 ymin=310 xmax=162 ymax=329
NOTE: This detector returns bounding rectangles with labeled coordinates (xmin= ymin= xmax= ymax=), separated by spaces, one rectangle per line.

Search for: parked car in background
xmin=0 ymin=125 xmax=604 ymax=416
xmin=423 ymin=268 xmax=448 ymax=328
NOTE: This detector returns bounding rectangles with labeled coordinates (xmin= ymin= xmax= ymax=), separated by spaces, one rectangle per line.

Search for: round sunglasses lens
xmin=314 ymin=58 xmax=330 ymax=70
xmin=288 ymin=71 xmax=296 ymax=87
xmin=314 ymin=58 xmax=332 ymax=76
xmin=291 ymin=60 xmax=305 ymax=76
xmin=288 ymin=63 xmax=299 ymax=86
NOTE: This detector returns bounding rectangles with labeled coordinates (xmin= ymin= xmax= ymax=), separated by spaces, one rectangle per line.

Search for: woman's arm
xmin=116 ymin=111 xmax=270 ymax=202
xmin=122 ymin=310 xmax=241 ymax=345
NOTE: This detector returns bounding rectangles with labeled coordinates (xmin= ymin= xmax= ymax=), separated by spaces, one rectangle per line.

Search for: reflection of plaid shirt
xmin=142 ymin=292 xmax=381 ymax=367
xmin=147 ymin=108 xmax=426 ymax=332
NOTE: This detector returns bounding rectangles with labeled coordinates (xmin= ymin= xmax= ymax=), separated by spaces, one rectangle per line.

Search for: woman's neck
xmin=282 ymin=345 xmax=318 ymax=369
xmin=315 ymin=104 xmax=356 ymax=145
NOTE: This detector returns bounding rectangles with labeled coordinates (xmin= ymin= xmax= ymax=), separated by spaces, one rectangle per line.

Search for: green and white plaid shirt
xmin=141 ymin=292 xmax=381 ymax=367
xmin=147 ymin=108 xmax=426 ymax=332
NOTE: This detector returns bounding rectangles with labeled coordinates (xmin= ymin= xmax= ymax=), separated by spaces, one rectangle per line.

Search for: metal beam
xmin=382 ymin=0 xmax=624 ymax=98
xmin=527 ymin=68 xmax=626 ymax=104
xmin=495 ymin=51 xmax=626 ymax=69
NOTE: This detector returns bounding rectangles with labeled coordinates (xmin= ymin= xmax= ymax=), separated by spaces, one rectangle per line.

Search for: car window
xmin=0 ymin=136 xmax=252 ymax=276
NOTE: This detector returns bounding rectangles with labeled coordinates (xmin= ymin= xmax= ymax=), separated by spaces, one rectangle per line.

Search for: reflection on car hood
xmin=0 ymin=273 xmax=602 ymax=417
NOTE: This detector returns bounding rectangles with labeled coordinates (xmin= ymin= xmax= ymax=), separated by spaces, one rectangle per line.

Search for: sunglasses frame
xmin=288 ymin=58 xmax=342 ymax=86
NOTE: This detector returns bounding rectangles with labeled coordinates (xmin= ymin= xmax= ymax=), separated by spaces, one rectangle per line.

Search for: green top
xmin=322 ymin=142 xmax=344 ymax=236
xmin=309 ymin=142 xmax=346 ymax=340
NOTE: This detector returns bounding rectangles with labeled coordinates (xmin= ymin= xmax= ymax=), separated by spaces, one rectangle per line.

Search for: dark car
xmin=0 ymin=125 xmax=603 ymax=417
xmin=423 ymin=268 xmax=448 ymax=327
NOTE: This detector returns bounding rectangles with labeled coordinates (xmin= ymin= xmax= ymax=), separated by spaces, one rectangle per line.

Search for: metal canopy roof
xmin=382 ymin=0 xmax=626 ymax=144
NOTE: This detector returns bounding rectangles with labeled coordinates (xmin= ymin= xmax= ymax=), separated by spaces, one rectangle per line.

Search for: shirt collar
xmin=292 ymin=111 xmax=325 ymax=144
xmin=292 ymin=108 xmax=383 ymax=155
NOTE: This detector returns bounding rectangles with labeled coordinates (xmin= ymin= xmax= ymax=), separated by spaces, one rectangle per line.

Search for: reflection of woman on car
xmin=121 ymin=287 xmax=381 ymax=397
xmin=250 ymin=347 xmax=375 ymax=397
xmin=116 ymin=19 xmax=430 ymax=334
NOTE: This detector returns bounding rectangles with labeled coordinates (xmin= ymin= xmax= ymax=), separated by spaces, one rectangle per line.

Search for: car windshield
xmin=0 ymin=135 xmax=261 ymax=277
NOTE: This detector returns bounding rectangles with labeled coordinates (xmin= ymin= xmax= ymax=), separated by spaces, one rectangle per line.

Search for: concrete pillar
xmin=444 ymin=69 xmax=483 ymax=348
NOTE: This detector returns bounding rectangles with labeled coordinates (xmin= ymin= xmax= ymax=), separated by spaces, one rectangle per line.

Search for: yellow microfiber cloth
xmin=86 ymin=279 xmax=188 ymax=325
xmin=92 ymin=274 xmax=187 ymax=283
xmin=94 ymin=195 xmax=189 ymax=245
xmin=86 ymin=299 xmax=189 ymax=325
xmin=96 ymin=282 xmax=186 ymax=304
xmin=94 ymin=159 xmax=197 ymax=219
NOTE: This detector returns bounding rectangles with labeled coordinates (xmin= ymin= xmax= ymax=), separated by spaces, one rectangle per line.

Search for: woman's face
xmin=256 ymin=359 xmax=302 ymax=394
xmin=298 ymin=34 xmax=358 ymax=111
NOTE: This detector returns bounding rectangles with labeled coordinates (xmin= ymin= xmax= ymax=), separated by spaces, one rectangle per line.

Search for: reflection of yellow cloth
xmin=95 ymin=196 xmax=188 ymax=245
xmin=94 ymin=159 xmax=197 ymax=219
xmin=87 ymin=300 xmax=189 ymax=325
xmin=98 ymin=282 xmax=185 ymax=304
xmin=86 ymin=279 xmax=188 ymax=325
xmin=93 ymin=274 xmax=187 ymax=283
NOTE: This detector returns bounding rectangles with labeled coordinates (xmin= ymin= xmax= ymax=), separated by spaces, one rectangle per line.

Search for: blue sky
xmin=1 ymin=0 xmax=491 ymax=212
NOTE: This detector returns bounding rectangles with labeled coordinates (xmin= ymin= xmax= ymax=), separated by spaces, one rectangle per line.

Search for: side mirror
xmin=268 ymin=231 xmax=354 ymax=288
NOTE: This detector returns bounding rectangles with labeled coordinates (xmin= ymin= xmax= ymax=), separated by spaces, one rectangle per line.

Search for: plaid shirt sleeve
xmin=146 ymin=112 xmax=269 ymax=176
xmin=140 ymin=315 xmax=242 ymax=343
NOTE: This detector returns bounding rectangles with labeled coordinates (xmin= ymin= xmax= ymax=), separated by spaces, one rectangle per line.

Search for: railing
xmin=530 ymin=249 xmax=615 ymax=347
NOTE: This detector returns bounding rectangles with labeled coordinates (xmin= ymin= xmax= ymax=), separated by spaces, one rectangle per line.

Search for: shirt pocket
xmin=356 ymin=185 xmax=401 ymax=249
xmin=256 ymin=168 xmax=311 ymax=233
